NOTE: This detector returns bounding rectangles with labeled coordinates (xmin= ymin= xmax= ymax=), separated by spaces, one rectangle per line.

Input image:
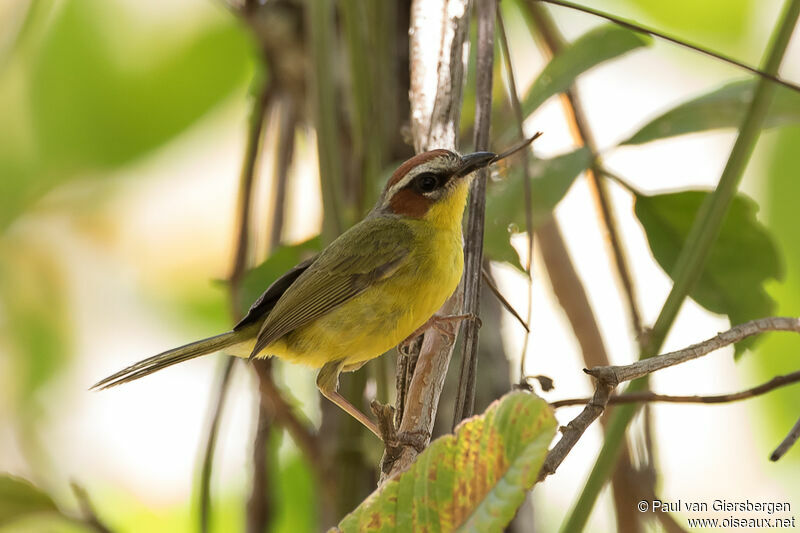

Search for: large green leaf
xmin=621 ymin=79 xmax=800 ymax=145
xmin=0 ymin=475 xmax=59 ymax=526
xmin=521 ymin=24 xmax=651 ymax=117
xmin=635 ymin=191 xmax=783 ymax=356
xmin=484 ymin=148 xmax=592 ymax=270
xmin=335 ymin=392 xmax=556 ymax=532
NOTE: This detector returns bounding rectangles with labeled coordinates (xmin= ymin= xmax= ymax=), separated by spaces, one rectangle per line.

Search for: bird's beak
xmin=455 ymin=151 xmax=496 ymax=178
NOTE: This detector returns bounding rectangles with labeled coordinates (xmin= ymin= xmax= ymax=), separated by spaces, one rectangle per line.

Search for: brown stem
xmin=551 ymin=369 xmax=800 ymax=408
xmin=380 ymin=0 xmax=472 ymax=480
xmin=771 ymin=414 xmax=800 ymax=461
xmin=540 ymin=317 xmax=800 ymax=480
xmin=452 ymin=0 xmax=497 ymax=428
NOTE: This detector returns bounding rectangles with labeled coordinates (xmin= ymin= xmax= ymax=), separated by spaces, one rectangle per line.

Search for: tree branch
xmin=539 ymin=317 xmax=800 ymax=481
xmin=452 ymin=0 xmax=497 ymax=428
xmin=771 ymin=414 xmax=800 ymax=461
xmin=381 ymin=0 xmax=471 ymax=481
xmin=551 ymin=369 xmax=800 ymax=408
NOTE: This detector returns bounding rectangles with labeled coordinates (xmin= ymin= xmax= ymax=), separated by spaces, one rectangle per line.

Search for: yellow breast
xmin=266 ymin=221 xmax=463 ymax=368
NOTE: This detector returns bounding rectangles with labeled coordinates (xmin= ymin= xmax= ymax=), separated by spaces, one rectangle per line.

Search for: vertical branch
xmin=197 ymin=79 xmax=272 ymax=533
xmin=382 ymin=0 xmax=471 ymax=480
xmin=452 ymin=0 xmax=497 ymax=427
xmin=565 ymin=1 xmax=800 ymax=530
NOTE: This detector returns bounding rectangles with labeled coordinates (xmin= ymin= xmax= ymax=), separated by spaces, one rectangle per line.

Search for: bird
xmin=92 ymin=135 xmax=540 ymax=439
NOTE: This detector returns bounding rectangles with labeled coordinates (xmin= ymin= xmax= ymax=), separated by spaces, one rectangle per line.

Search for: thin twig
xmin=481 ymin=266 xmax=529 ymax=332
xmin=771 ymin=414 xmax=800 ymax=461
xmin=70 ymin=482 xmax=113 ymax=533
xmin=198 ymin=357 xmax=236 ymax=533
xmin=496 ymin=9 xmax=535 ymax=380
xmin=382 ymin=0 xmax=471 ymax=480
xmin=452 ymin=0 xmax=497 ymax=429
xmin=535 ymin=0 xmax=800 ymax=95
xmin=540 ymin=317 xmax=800 ymax=480
xmin=586 ymin=317 xmax=800 ymax=385
xmin=551 ymin=369 xmax=800 ymax=408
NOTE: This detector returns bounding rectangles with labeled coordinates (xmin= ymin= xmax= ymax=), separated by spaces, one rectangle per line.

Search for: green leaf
xmin=0 ymin=475 xmax=59 ymax=526
xmin=622 ymin=79 xmax=800 ymax=145
xmin=336 ymin=392 xmax=556 ymax=532
xmin=484 ymin=148 xmax=592 ymax=270
xmin=0 ymin=0 xmax=254 ymax=228
xmin=239 ymin=237 xmax=322 ymax=317
xmin=521 ymin=24 xmax=651 ymax=117
xmin=635 ymin=191 xmax=783 ymax=355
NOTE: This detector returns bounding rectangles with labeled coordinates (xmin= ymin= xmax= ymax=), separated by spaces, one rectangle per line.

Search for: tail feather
xmin=91 ymin=331 xmax=240 ymax=390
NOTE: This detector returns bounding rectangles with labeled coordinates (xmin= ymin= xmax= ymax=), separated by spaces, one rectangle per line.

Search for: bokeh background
xmin=1 ymin=0 xmax=799 ymax=531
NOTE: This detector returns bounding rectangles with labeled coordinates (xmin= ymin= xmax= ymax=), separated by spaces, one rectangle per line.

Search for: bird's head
xmin=375 ymin=149 xmax=496 ymax=228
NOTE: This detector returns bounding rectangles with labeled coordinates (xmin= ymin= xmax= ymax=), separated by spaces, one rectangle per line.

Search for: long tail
xmin=91 ymin=331 xmax=242 ymax=390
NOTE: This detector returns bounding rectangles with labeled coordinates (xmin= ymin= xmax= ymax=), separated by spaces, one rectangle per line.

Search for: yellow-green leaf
xmin=336 ymin=392 xmax=556 ymax=532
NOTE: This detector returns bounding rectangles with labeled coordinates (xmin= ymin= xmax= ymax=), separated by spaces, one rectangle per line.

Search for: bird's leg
xmin=316 ymin=360 xmax=381 ymax=439
xmin=398 ymin=313 xmax=482 ymax=353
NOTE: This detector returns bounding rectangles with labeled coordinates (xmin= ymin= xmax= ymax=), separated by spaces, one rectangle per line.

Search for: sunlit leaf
xmin=240 ymin=237 xmax=322 ymax=317
xmin=0 ymin=475 xmax=59 ymax=526
xmin=521 ymin=24 xmax=651 ymax=117
xmin=621 ymin=79 xmax=800 ymax=145
xmin=484 ymin=148 xmax=592 ymax=270
xmin=635 ymin=191 xmax=783 ymax=356
xmin=335 ymin=392 xmax=556 ymax=532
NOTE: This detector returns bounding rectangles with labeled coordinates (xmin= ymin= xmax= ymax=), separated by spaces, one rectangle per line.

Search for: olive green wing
xmin=249 ymin=217 xmax=414 ymax=358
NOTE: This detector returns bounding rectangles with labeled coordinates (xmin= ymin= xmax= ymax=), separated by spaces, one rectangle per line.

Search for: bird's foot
xmin=398 ymin=313 xmax=482 ymax=354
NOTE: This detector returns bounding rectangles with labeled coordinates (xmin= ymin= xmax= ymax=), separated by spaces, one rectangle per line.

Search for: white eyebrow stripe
xmin=381 ymin=159 xmax=447 ymax=206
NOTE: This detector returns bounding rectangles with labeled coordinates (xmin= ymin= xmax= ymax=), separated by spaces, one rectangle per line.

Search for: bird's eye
xmin=415 ymin=173 xmax=439 ymax=193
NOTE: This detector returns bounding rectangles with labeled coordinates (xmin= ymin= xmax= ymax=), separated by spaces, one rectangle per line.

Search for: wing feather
xmin=249 ymin=217 xmax=414 ymax=358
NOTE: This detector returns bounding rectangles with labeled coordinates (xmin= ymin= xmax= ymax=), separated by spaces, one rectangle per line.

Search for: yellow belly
xmin=262 ymin=221 xmax=463 ymax=369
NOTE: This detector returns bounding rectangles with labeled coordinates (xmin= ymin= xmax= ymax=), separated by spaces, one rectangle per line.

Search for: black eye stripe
xmin=412 ymin=172 xmax=447 ymax=193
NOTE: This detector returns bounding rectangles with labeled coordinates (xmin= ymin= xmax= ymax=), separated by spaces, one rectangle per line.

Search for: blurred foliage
xmin=337 ymin=392 xmax=556 ymax=532
xmin=749 ymin=125 xmax=800 ymax=460
xmin=0 ymin=0 xmax=255 ymax=228
xmin=0 ymin=235 xmax=71 ymax=407
xmin=635 ymin=191 xmax=782 ymax=356
xmin=484 ymin=148 xmax=592 ymax=269
xmin=622 ymin=79 xmax=800 ymax=144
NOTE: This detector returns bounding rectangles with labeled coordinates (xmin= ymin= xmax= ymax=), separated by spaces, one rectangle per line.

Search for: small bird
xmin=92 ymin=136 xmax=539 ymax=439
